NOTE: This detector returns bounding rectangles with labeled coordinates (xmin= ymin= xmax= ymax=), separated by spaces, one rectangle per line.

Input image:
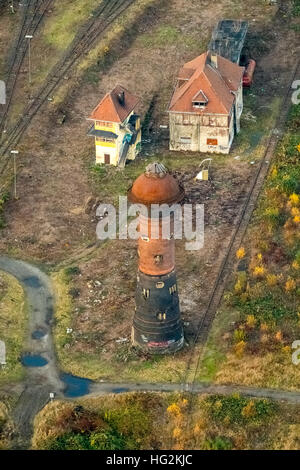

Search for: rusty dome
xmin=128 ymin=162 xmax=184 ymax=206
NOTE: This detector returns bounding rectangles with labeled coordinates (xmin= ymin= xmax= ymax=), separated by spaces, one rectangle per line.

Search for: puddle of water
xmin=61 ymin=373 xmax=92 ymax=398
xmin=23 ymin=276 xmax=41 ymax=288
xmin=32 ymin=330 xmax=47 ymax=340
xmin=112 ymin=387 xmax=130 ymax=394
xmin=21 ymin=354 xmax=48 ymax=367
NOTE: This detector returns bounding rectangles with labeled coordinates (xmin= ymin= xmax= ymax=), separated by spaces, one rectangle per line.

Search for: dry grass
xmin=0 ymin=271 xmax=27 ymax=385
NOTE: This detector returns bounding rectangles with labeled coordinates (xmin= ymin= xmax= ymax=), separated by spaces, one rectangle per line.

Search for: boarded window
xmin=207 ymin=138 xmax=218 ymax=146
xmin=180 ymin=137 xmax=191 ymax=145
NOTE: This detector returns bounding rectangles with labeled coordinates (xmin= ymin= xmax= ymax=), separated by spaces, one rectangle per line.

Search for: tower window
xmin=157 ymin=312 xmax=166 ymax=321
xmin=142 ymin=288 xmax=150 ymax=299
xmin=154 ymin=254 xmax=163 ymax=265
xmin=169 ymin=284 xmax=177 ymax=294
xmin=156 ymin=282 xmax=165 ymax=289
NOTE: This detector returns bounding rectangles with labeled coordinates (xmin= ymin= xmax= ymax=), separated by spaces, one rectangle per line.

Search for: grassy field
xmin=32 ymin=392 xmax=300 ymax=450
xmin=197 ymin=103 xmax=300 ymax=389
xmin=0 ymin=271 xmax=27 ymax=385
xmin=4 ymin=0 xmax=104 ymax=125
xmin=47 ymin=0 xmax=159 ymax=107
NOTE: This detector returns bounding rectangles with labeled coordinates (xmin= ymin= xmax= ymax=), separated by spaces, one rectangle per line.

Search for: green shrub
xmin=233 ymin=293 xmax=294 ymax=322
xmin=207 ymin=395 xmax=276 ymax=424
xmin=47 ymin=432 xmax=91 ymax=450
xmin=233 ymin=329 xmax=246 ymax=343
xmin=292 ymin=0 xmax=300 ymax=16
xmin=89 ymin=430 xmax=126 ymax=450
xmin=287 ymin=104 xmax=300 ymax=131
xmin=64 ymin=266 xmax=81 ymax=277
xmin=104 ymin=405 xmax=150 ymax=449
xmin=202 ymin=436 xmax=233 ymax=450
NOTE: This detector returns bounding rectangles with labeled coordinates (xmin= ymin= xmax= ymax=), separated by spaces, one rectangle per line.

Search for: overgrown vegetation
xmin=0 ymin=393 xmax=15 ymax=450
xmin=0 ymin=191 xmax=9 ymax=229
xmin=0 ymin=272 xmax=27 ymax=384
xmin=292 ymin=0 xmax=300 ymax=17
xmin=32 ymin=392 xmax=300 ymax=450
xmin=199 ymin=104 xmax=300 ymax=388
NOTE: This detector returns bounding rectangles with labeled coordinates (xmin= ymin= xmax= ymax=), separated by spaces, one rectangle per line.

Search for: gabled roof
xmin=169 ymin=51 xmax=244 ymax=115
xmin=88 ymin=85 xmax=139 ymax=123
xmin=192 ymin=90 xmax=208 ymax=103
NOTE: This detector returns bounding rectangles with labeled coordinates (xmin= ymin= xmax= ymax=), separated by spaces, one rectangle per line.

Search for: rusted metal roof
xmin=128 ymin=163 xmax=184 ymax=206
xmin=209 ymin=19 xmax=248 ymax=64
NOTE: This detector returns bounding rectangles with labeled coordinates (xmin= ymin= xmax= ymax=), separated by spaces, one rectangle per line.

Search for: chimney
xmin=210 ymin=51 xmax=218 ymax=69
xmin=118 ymin=91 xmax=125 ymax=106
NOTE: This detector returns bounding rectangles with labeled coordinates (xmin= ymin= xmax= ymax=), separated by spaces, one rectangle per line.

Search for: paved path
xmin=88 ymin=382 xmax=300 ymax=404
xmin=0 ymin=256 xmax=64 ymax=448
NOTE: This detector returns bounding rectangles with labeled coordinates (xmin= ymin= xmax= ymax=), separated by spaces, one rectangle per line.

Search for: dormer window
xmin=192 ymin=90 xmax=208 ymax=109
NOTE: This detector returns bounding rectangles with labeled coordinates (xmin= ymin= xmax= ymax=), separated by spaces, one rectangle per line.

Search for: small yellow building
xmin=87 ymin=85 xmax=141 ymax=167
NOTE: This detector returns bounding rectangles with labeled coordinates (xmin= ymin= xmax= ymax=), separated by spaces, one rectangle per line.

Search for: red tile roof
xmin=169 ymin=52 xmax=244 ymax=115
xmin=88 ymin=85 xmax=139 ymax=123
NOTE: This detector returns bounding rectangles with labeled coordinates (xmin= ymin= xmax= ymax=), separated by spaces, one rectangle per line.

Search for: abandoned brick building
xmin=168 ymin=51 xmax=244 ymax=154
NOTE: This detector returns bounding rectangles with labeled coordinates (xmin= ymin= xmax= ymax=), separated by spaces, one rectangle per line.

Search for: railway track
xmin=0 ymin=0 xmax=53 ymax=136
xmin=179 ymin=59 xmax=300 ymax=439
xmin=0 ymin=0 xmax=136 ymax=176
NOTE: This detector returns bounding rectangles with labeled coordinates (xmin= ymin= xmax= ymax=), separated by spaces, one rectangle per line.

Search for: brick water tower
xmin=128 ymin=163 xmax=185 ymax=353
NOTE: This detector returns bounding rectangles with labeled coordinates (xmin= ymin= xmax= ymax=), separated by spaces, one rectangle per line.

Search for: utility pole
xmin=25 ymin=35 xmax=33 ymax=95
xmin=10 ymin=150 xmax=19 ymax=199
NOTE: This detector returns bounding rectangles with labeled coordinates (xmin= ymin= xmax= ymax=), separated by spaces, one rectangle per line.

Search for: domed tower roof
xmin=128 ymin=163 xmax=184 ymax=206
